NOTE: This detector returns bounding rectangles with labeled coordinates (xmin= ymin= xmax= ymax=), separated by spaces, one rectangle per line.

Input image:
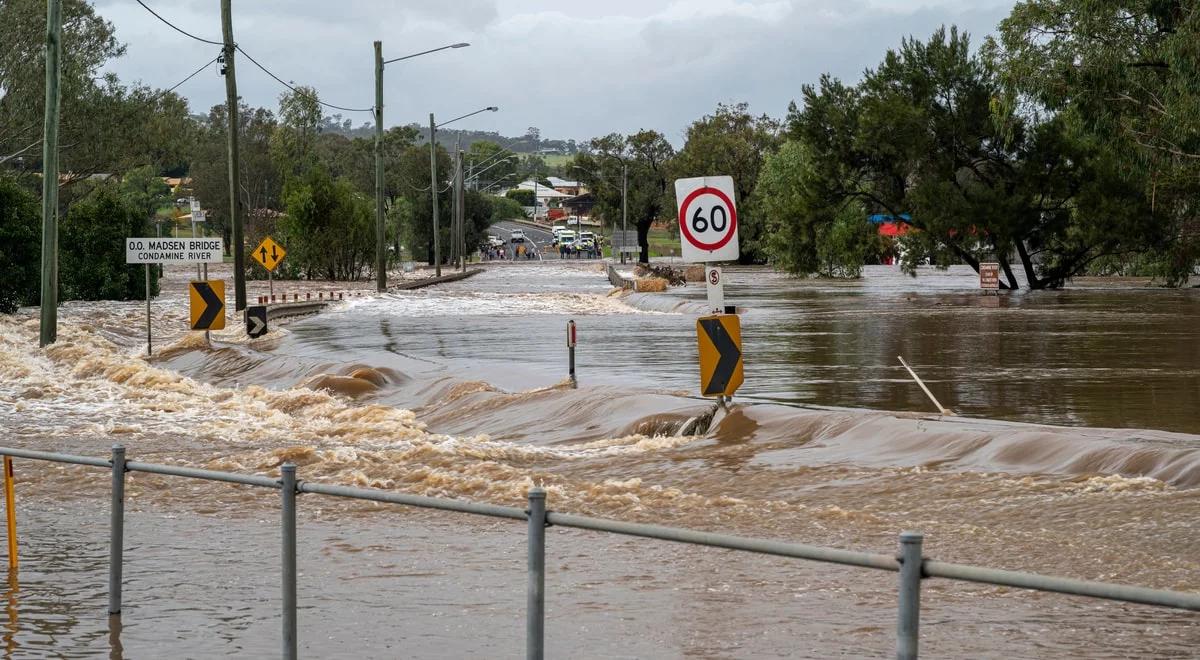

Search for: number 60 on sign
xmin=675 ymin=175 xmax=740 ymax=263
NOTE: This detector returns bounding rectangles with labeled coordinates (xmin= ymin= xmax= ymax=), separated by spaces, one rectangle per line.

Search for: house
xmin=545 ymin=177 xmax=586 ymax=196
xmin=515 ymin=180 xmax=575 ymax=220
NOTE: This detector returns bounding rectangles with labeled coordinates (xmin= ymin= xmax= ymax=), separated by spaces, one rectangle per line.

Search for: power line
xmin=160 ymin=53 xmax=221 ymax=98
xmin=235 ymin=45 xmax=373 ymax=114
xmin=133 ymin=0 xmax=223 ymax=46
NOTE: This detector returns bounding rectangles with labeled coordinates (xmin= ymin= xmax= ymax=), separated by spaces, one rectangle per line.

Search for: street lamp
xmin=374 ymin=41 xmax=469 ymax=293
xmin=571 ymin=162 xmax=628 ymax=263
xmin=429 ymin=106 xmax=498 ymax=277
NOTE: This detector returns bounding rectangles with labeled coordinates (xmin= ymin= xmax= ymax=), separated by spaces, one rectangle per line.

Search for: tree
xmin=1 ymin=0 xmax=192 ymax=181
xmin=786 ymin=26 xmax=1165 ymax=289
xmin=279 ymin=167 xmax=373 ymax=280
xmin=490 ymin=196 xmax=525 ymax=223
xmin=118 ymin=166 xmax=170 ymax=221
xmin=0 ymin=177 xmax=40 ymax=312
xmin=271 ymin=87 xmax=323 ymax=181
xmin=672 ymin=103 xmax=780 ymax=263
xmin=190 ymin=103 xmax=282 ymax=253
xmin=574 ymin=130 xmax=674 ymax=263
xmin=505 ymin=188 xmax=535 ymax=207
xmin=0 ymin=0 xmax=122 ymax=166
xmin=988 ymin=0 xmax=1200 ymax=283
xmin=753 ymin=141 xmax=877 ymax=277
xmin=59 ymin=184 xmax=159 ymax=300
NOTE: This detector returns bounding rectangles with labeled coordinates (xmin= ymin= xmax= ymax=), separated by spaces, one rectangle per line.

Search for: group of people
xmin=559 ymin=243 xmax=598 ymax=259
xmin=482 ymin=243 xmax=538 ymax=261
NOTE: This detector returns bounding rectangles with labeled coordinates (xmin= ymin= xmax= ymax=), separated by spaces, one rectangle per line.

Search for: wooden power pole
xmin=221 ymin=0 xmax=246 ymax=312
xmin=38 ymin=0 xmax=62 ymax=347
xmin=374 ymin=41 xmax=385 ymax=292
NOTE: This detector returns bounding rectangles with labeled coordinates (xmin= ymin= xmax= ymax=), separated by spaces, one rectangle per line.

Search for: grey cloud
xmin=95 ymin=0 xmax=1015 ymax=144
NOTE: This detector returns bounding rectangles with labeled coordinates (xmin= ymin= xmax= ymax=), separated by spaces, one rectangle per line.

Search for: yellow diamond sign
xmin=252 ymin=236 xmax=286 ymax=272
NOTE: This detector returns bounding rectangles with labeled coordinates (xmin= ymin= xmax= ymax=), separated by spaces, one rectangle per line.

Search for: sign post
xmin=189 ymin=280 xmax=226 ymax=331
xmin=126 ymin=237 xmax=224 ymax=355
xmin=705 ymin=266 xmax=724 ymax=314
xmin=674 ymin=176 xmax=740 ymax=264
xmin=246 ymin=305 xmax=268 ymax=338
xmin=252 ymin=236 xmax=287 ymax=299
xmin=696 ymin=314 xmax=743 ymax=398
xmin=566 ymin=319 xmax=577 ymax=387
xmin=979 ymin=262 xmax=1000 ymax=293
xmin=675 ymin=175 xmax=743 ymax=402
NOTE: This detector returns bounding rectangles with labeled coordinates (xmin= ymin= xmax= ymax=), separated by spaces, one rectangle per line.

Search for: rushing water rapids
xmin=0 ymin=262 xmax=1197 ymax=657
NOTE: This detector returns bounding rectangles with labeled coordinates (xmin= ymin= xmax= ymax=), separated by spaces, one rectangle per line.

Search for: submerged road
xmin=490 ymin=220 xmax=555 ymax=259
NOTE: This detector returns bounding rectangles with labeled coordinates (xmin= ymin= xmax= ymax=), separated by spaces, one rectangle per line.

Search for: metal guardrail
xmin=0 ymin=445 xmax=1197 ymax=660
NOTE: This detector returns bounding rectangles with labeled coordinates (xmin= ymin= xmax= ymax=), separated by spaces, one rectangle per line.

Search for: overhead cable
xmin=133 ymin=0 xmax=224 ymax=46
xmin=235 ymin=45 xmax=374 ymax=114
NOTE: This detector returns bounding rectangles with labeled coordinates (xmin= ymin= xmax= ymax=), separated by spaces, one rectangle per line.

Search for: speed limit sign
xmin=675 ymin=176 xmax=740 ymax=263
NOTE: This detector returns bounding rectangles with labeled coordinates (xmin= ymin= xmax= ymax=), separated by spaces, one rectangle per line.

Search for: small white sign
xmin=706 ymin=266 xmax=725 ymax=313
xmin=126 ymin=237 xmax=224 ymax=264
xmin=675 ymin=175 xmax=740 ymax=263
xmin=189 ymin=198 xmax=200 ymax=214
xmin=193 ymin=210 xmax=206 ymax=223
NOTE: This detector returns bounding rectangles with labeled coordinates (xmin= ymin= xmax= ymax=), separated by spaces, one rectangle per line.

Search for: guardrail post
xmin=897 ymin=531 xmax=923 ymax=660
xmin=526 ymin=488 xmax=546 ymax=660
xmin=4 ymin=456 xmax=17 ymax=570
xmin=108 ymin=445 xmax=126 ymax=615
xmin=281 ymin=463 xmax=297 ymax=660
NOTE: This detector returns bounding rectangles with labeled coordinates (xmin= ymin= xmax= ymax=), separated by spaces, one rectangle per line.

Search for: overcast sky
xmin=94 ymin=0 xmax=1016 ymax=144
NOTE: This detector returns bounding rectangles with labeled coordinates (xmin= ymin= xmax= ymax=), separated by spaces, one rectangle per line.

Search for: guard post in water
xmin=567 ymin=319 xmax=577 ymax=387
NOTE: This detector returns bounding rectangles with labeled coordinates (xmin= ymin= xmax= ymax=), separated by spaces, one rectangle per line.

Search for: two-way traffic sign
xmin=696 ymin=314 xmax=743 ymax=397
xmin=246 ymin=305 xmax=268 ymax=338
xmin=189 ymin=280 xmax=226 ymax=330
xmin=252 ymin=236 xmax=287 ymax=272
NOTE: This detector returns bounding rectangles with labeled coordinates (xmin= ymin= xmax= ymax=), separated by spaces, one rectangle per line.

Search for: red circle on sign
xmin=679 ymin=187 xmax=738 ymax=251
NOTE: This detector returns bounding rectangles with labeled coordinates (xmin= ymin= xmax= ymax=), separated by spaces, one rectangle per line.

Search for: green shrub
xmin=60 ymin=185 xmax=159 ymax=301
xmin=0 ymin=178 xmax=41 ymax=313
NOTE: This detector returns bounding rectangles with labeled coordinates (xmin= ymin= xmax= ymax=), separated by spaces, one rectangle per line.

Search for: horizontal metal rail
xmin=0 ymin=447 xmax=110 ymax=468
xmin=0 ymin=444 xmax=1197 ymax=660
xmin=126 ymin=461 xmax=280 ymax=489
xmin=298 ymin=481 xmax=526 ymax=520
xmin=923 ymin=560 xmax=1200 ymax=611
xmin=546 ymin=512 xmax=898 ymax=571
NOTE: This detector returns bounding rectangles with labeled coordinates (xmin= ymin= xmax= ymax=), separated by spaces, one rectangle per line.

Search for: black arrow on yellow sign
xmin=696 ymin=314 xmax=743 ymax=397
xmin=189 ymin=280 xmax=225 ymax=330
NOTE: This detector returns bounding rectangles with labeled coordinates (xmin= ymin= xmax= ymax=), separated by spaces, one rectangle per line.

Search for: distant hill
xmin=319 ymin=115 xmax=578 ymax=155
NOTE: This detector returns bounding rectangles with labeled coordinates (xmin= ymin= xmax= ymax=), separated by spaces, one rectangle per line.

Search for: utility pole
xmin=429 ymin=113 xmax=441 ymax=277
xmin=457 ymin=146 xmax=466 ymax=271
xmin=451 ymin=136 xmax=460 ymax=268
xmin=38 ymin=0 xmax=62 ymax=347
xmin=373 ymin=41 xmax=386 ymax=292
xmin=621 ymin=161 xmax=628 ymax=266
xmin=220 ymin=0 xmax=246 ymax=312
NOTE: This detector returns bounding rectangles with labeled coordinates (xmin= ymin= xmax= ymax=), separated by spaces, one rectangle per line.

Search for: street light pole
xmin=376 ymin=42 xmax=469 ymax=286
xmin=428 ymin=106 xmax=499 ymax=276
xmin=374 ymin=41 xmax=385 ymax=292
xmin=429 ymin=113 xmax=441 ymax=277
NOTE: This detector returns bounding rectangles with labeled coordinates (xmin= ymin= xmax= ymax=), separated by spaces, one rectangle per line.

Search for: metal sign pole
xmin=144 ymin=265 xmax=152 ymax=356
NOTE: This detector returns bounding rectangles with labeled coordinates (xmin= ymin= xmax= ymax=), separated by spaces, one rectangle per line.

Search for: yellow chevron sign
xmin=189 ymin=280 xmax=225 ymax=330
xmin=696 ymin=314 xmax=743 ymax=397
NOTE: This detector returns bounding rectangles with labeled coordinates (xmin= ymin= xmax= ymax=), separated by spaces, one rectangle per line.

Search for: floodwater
xmin=0 ymin=262 xmax=1197 ymax=657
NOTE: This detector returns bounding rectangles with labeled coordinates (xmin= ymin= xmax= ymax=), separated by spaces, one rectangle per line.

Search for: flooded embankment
xmin=0 ymin=262 xmax=1197 ymax=657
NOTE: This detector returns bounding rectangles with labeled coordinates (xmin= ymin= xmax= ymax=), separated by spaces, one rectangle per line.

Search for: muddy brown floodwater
xmin=0 ymin=262 xmax=1197 ymax=657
